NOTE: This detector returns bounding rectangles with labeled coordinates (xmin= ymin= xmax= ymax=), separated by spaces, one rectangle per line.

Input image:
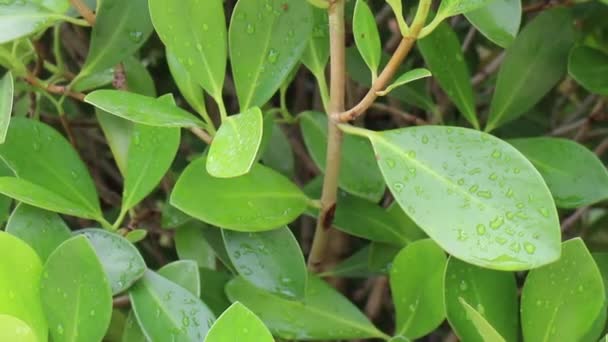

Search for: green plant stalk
xmin=315 ymin=70 xmax=331 ymax=113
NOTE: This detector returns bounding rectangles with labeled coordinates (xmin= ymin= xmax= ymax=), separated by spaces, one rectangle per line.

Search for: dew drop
xmin=128 ymin=30 xmax=143 ymax=43
xmin=385 ymin=159 xmax=396 ymax=168
xmin=421 ymin=135 xmax=429 ymax=144
xmin=489 ymin=216 xmax=504 ymax=229
xmin=407 ymin=151 xmax=416 ymax=158
xmin=523 ymin=242 xmax=536 ymax=255
xmin=246 ymin=23 xmax=255 ymax=34
xmin=476 ymin=224 xmax=486 ymax=236
xmin=491 ymin=150 xmax=502 ymax=159
xmin=267 ymin=49 xmax=279 ymax=64
xmin=459 ymin=280 xmax=468 ymax=291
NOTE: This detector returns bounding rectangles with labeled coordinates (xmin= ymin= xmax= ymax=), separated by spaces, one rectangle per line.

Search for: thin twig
xmin=23 ymin=74 xmax=85 ymax=101
xmin=370 ymin=103 xmax=427 ymax=125
xmin=189 ymin=127 xmax=213 ymax=145
xmin=69 ymin=0 xmax=96 ymax=26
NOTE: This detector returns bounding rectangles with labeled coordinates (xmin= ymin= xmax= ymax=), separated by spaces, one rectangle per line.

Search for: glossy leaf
xmin=0 ymin=315 xmax=37 ymax=342
xmin=80 ymin=0 xmax=153 ymax=76
xmin=0 ymin=118 xmax=101 ymax=219
xmin=301 ymin=7 xmax=329 ymax=77
xmin=230 ymin=0 xmax=312 ymax=109
xmin=486 ymin=8 xmax=575 ymax=131
xmin=386 ymin=202 xmax=427 ymax=242
xmin=199 ymin=268 xmax=233 ymax=316
xmin=171 ymin=157 xmax=309 ymax=231
xmin=0 ymin=71 xmax=12 ymax=143
xmin=377 ymin=68 xmax=432 ymax=96
xmin=301 ymin=111 xmax=385 ymax=201
xmin=341 ymin=124 xmax=561 ymax=270
xmin=458 ymin=298 xmax=506 ymax=342
xmin=166 ymin=50 xmax=208 ymax=116
xmin=521 ymin=238 xmax=605 ymax=342
xmin=261 ymin=122 xmax=295 ymax=177
xmin=223 ymin=227 xmax=307 ymax=299
xmin=369 ymin=242 xmax=401 ymax=273
xmin=78 ymin=229 xmax=146 ymax=295
xmin=509 ymin=137 xmax=608 ymax=208
xmin=41 ymin=235 xmax=112 ymax=342
xmin=5 ymin=203 xmax=71 ymax=261
xmin=205 ymin=302 xmax=273 ymax=342
xmin=322 ymin=245 xmax=377 ymax=278
xmin=464 ymin=0 xmax=521 ymax=48
xmin=200 ymin=228 xmax=237 ymax=273
xmin=444 ymin=257 xmax=518 ymax=342
xmin=158 ymin=260 xmax=201 ymax=297
xmin=353 ymin=0 xmax=381 ymax=78
xmin=175 ymin=223 xmax=216 ymax=270
xmin=418 ymin=22 xmax=479 ymax=129
xmin=0 ymin=231 xmax=47 ymax=342
xmin=568 ymin=45 xmax=608 ymax=95
xmin=149 ymin=0 xmax=226 ymax=98
xmin=226 ymin=276 xmax=388 ymax=340
xmin=390 ymin=239 xmax=446 ymax=338
xmin=129 ymin=270 xmax=215 ymax=341
xmin=207 ymin=107 xmax=264 ymax=178
xmin=0 ymin=2 xmax=61 ymax=44
xmin=437 ymin=0 xmax=496 ymax=19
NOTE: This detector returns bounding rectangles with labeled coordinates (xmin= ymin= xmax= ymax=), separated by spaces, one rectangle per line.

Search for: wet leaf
xmin=158 ymin=260 xmax=201 ymax=297
xmin=464 ymin=0 xmax=521 ymax=48
xmin=458 ymin=298 xmax=506 ymax=342
xmin=0 ymin=71 xmax=13 ymax=143
xmin=0 ymin=314 xmax=37 ymax=342
xmin=205 ymin=302 xmax=273 ymax=342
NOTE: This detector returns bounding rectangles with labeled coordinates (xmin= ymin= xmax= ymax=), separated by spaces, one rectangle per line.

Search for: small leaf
xmin=205 ymin=302 xmax=273 ymax=342
xmin=85 ymin=90 xmax=206 ymax=128
xmin=521 ymin=238 xmax=605 ymax=341
xmin=377 ymin=68 xmax=432 ymax=96
xmin=171 ymin=157 xmax=309 ymax=232
xmin=226 ymin=275 xmax=388 ymax=340
xmin=158 ymin=260 xmax=201 ymax=297
xmin=458 ymin=298 xmax=506 ymax=342
xmin=125 ymin=229 xmax=147 ymax=243
xmin=0 ymin=2 xmax=61 ymax=44
xmin=78 ymin=229 xmax=146 ymax=295
xmin=301 ymin=7 xmax=329 ymax=77
xmin=41 ymin=235 xmax=113 ymax=342
xmin=385 ymin=0 xmax=408 ymax=35
xmin=0 ymin=71 xmax=13 ymax=143
xmin=353 ymin=0 xmax=381 ymax=78
xmin=509 ymin=137 xmax=608 ymax=208
xmin=0 ymin=314 xmax=37 ymax=342
xmin=175 ymin=223 xmax=216 ymax=269
xmin=223 ymin=227 xmax=307 ymax=299
xmin=390 ymin=239 xmax=446 ymax=339
xmin=464 ymin=0 xmax=521 ymax=48
xmin=207 ymin=107 xmax=264 ymax=178
xmin=230 ymin=0 xmax=312 ymax=109
xmin=568 ymin=45 xmax=608 ymax=95
xmin=5 ymin=203 xmax=71 ymax=262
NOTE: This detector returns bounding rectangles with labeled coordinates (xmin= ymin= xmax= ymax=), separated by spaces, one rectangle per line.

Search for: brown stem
xmin=112 ymin=295 xmax=130 ymax=308
xmin=23 ymin=74 xmax=85 ymax=101
xmin=69 ymin=0 xmax=96 ymax=26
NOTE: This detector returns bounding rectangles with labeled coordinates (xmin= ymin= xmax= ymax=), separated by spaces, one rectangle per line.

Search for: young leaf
xmin=464 ymin=0 xmax=521 ymax=48
xmin=0 ymin=71 xmax=13 ymax=143
xmin=85 ymin=90 xmax=206 ymax=128
xmin=0 ymin=314 xmax=37 ymax=342
xmin=175 ymin=223 xmax=217 ymax=270
xmin=78 ymin=229 xmax=147 ymax=295
xmin=486 ymin=8 xmax=575 ymax=132
xmin=205 ymin=302 xmax=273 ymax=342
xmin=149 ymin=0 xmax=226 ymax=99
xmin=521 ymin=238 xmax=605 ymax=342
xmin=385 ymin=0 xmax=408 ymax=35
xmin=568 ymin=45 xmax=608 ymax=95
xmin=230 ymin=0 xmax=312 ymax=109
xmin=458 ymin=298 xmax=506 ymax=342
xmin=353 ymin=0 xmax=381 ymax=79
xmin=341 ymin=124 xmax=561 ymax=271
xmin=0 ymin=231 xmax=47 ymax=342
xmin=129 ymin=270 xmax=216 ymax=341
xmin=418 ymin=22 xmax=479 ymax=129
xmin=41 ymin=235 xmax=113 ymax=342
xmin=0 ymin=118 xmax=102 ymax=219
xmin=444 ymin=257 xmax=519 ymax=342
xmin=301 ymin=7 xmax=329 ymax=78
xmin=225 ymin=276 xmax=388 ymax=340
xmin=207 ymin=107 xmax=264 ymax=178
xmin=0 ymin=2 xmax=61 ymax=44
xmin=166 ymin=50 xmax=208 ymax=117
xmin=223 ymin=227 xmax=307 ymax=299
xmin=390 ymin=239 xmax=446 ymax=339
xmin=509 ymin=137 xmax=608 ymax=208
xmin=5 ymin=203 xmax=71 ymax=262
xmin=171 ymin=157 xmax=309 ymax=232
xmin=377 ymin=68 xmax=432 ymax=96
xmin=158 ymin=260 xmax=201 ymax=297
xmin=301 ymin=111 xmax=385 ymax=201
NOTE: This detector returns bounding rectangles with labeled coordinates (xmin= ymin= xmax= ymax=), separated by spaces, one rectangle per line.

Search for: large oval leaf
xmin=521 ymin=238 xmax=605 ymax=342
xmin=0 ymin=2 xmax=61 ymax=44
xmin=458 ymin=298 xmax=506 ymax=342
xmin=229 ymin=0 xmax=312 ymax=109
xmin=40 ymin=235 xmax=112 ymax=342
xmin=226 ymin=276 xmax=388 ymax=340
xmin=509 ymin=137 xmax=608 ymax=208
xmin=568 ymin=45 xmax=608 ymax=95
xmin=166 ymin=50 xmax=208 ymax=117
xmin=0 ymin=71 xmax=13 ymax=143
xmin=171 ymin=157 xmax=309 ymax=231
xmin=353 ymin=0 xmax=381 ymax=78
xmin=175 ymin=223 xmax=216 ymax=270
xmin=464 ymin=0 xmax=521 ymax=48
xmin=341 ymin=124 xmax=561 ymax=270
xmin=205 ymin=302 xmax=273 ymax=342
xmin=223 ymin=227 xmax=307 ymax=299
xmin=0 ymin=314 xmax=37 ymax=342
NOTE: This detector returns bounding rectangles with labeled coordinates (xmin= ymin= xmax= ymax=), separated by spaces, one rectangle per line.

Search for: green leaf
xmin=85 ymin=90 xmax=205 ymax=128
xmin=79 ymin=0 xmax=153 ymax=76
xmin=223 ymin=227 xmax=307 ymax=299
xmin=568 ymin=45 xmax=608 ymax=95
xmin=521 ymin=238 xmax=605 ymax=342
xmin=41 ymin=235 xmax=113 ymax=342
xmin=158 ymin=260 xmax=201 ymax=297
xmin=301 ymin=111 xmax=385 ymax=201
xmin=207 ymin=107 xmax=264 ymax=178
xmin=129 ymin=270 xmax=215 ymax=341
xmin=0 ymin=71 xmax=13 ymax=144
xmin=175 ymin=223 xmax=217 ymax=270
xmin=437 ymin=0 xmax=497 ymax=19
xmin=464 ymin=0 xmax=521 ymax=48
xmin=78 ymin=229 xmax=146 ymax=295
xmin=353 ymin=0 xmax=381 ymax=79
xmin=0 ymin=2 xmax=61 ymax=44
xmin=321 ymin=245 xmax=377 ymax=278
xmin=261 ymin=122 xmax=295 ymax=177
xmin=166 ymin=50 xmax=208 ymax=116
xmin=0 ymin=314 xmax=37 ymax=342
xmin=377 ymin=68 xmax=432 ymax=96
xmin=385 ymin=0 xmax=408 ymax=35
xmin=149 ymin=0 xmax=226 ymax=98
xmin=386 ymin=202 xmax=427 ymax=242
xmin=509 ymin=137 xmax=608 ymax=208
xmin=230 ymin=0 xmax=312 ymax=109
xmin=205 ymin=302 xmax=273 ymax=342
xmin=301 ymin=7 xmax=329 ymax=77
xmin=418 ymin=22 xmax=479 ymax=129
xmin=199 ymin=268 xmax=233 ymax=316
xmin=171 ymin=157 xmax=309 ymax=232
xmin=226 ymin=275 xmax=388 ymax=340
xmin=341 ymin=125 xmax=561 ymax=270
xmin=458 ymin=298 xmax=506 ymax=342
xmin=444 ymin=257 xmax=519 ymax=342
xmin=0 ymin=231 xmax=47 ymax=342
xmin=0 ymin=118 xmax=102 ymax=219
xmin=125 ymin=229 xmax=147 ymax=243
xmin=369 ymin=242 xmax=401 ymax=273
xmin=5 ymin=203 xmax=71 ymax=262
xmin=390 ymin=239 xmax=446 ymax=339
xmin=201 ymin=228 xmax=237 ymax=273
xmin=486 ymin=8 xmax=575 ymax=131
